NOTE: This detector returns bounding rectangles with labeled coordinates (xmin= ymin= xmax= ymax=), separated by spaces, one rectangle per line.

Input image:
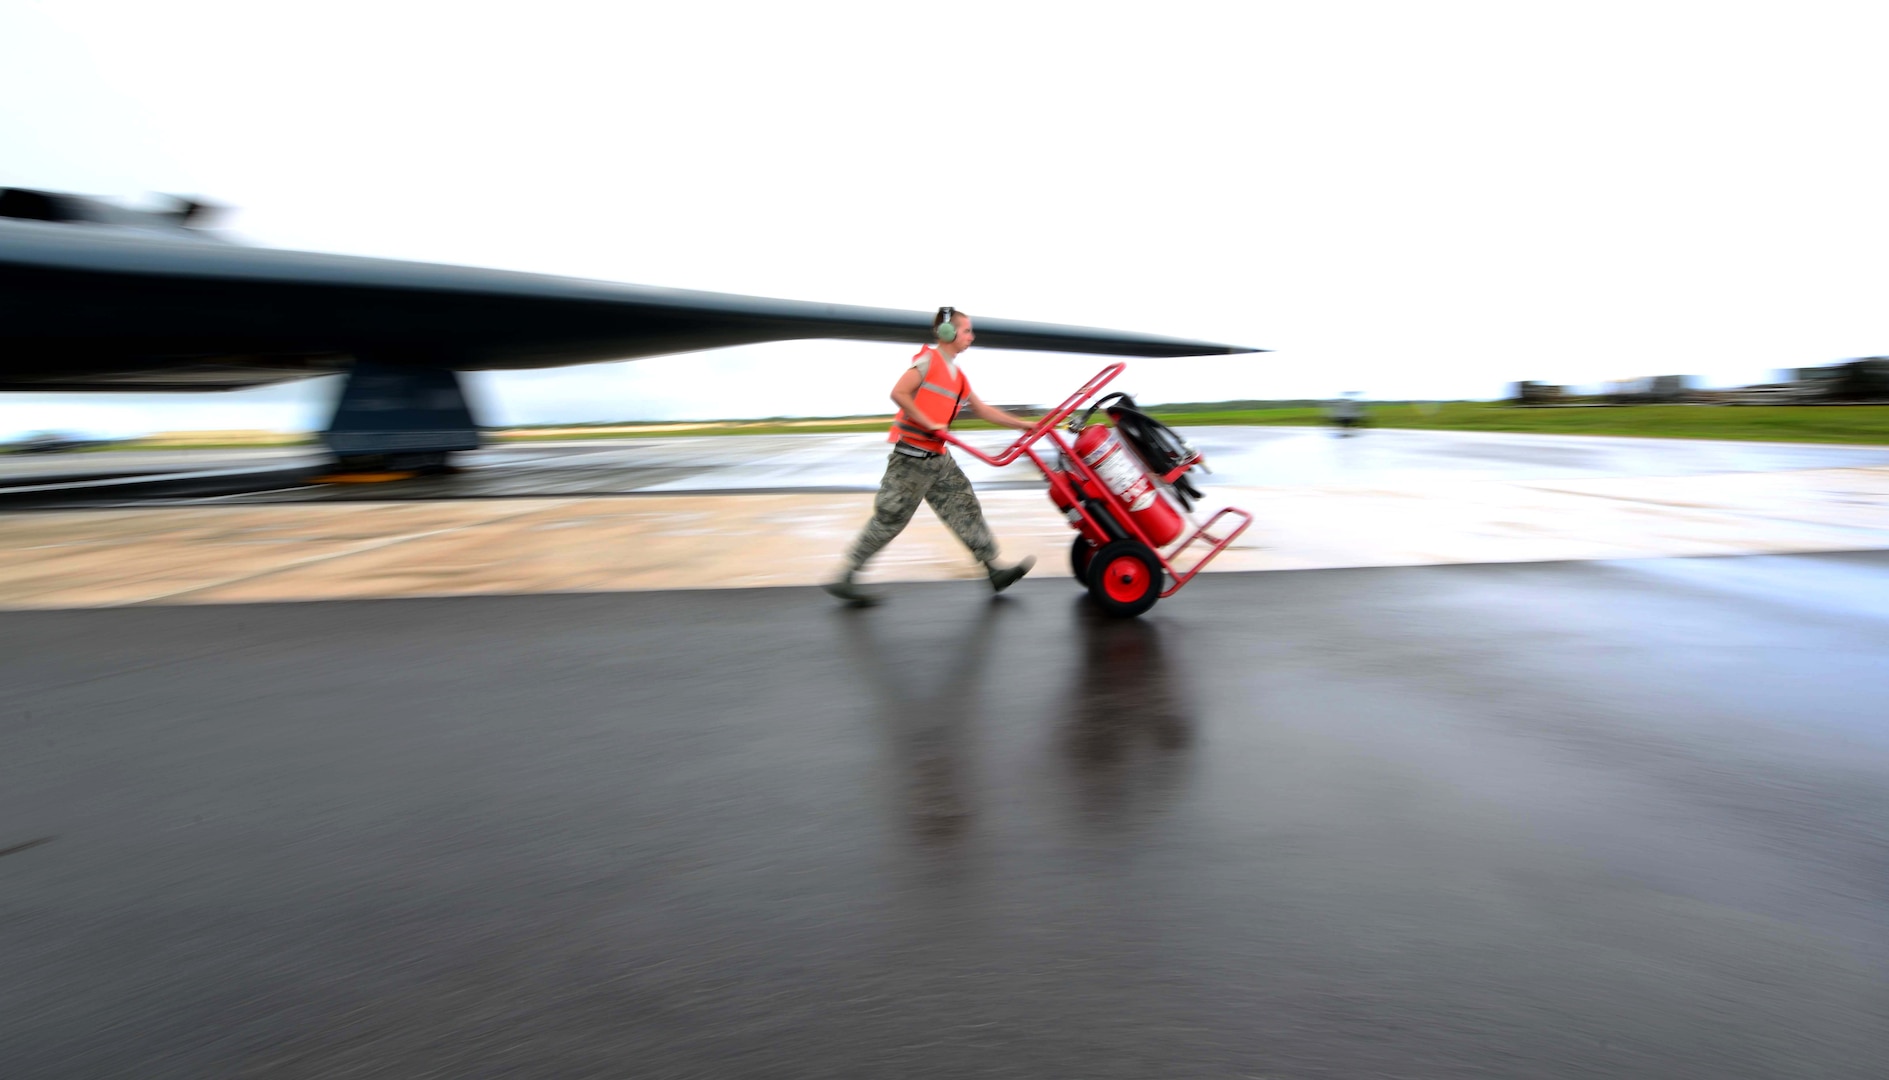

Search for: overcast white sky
xmin=4 ymin=1 xmax=1886 ymax=436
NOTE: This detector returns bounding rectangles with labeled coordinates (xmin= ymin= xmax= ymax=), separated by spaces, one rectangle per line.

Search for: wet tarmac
xmin=6 ymin=425 xmax=1886 ymax=609
xmin=4 ymin=553 xmax=1887 ymax=1077
xmin=8 ymin=427 xmax=1889 ymax=508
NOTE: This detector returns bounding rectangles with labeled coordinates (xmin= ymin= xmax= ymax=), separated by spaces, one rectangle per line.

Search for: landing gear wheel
xmin=1070 ymin=535 xmax=1098 ymax=582
xmin=1085 ymin=540 xmax=1161 ymax=618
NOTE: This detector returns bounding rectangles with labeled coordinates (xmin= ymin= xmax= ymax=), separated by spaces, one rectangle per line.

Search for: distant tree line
xmin=1512 ymin=357 xmax=1889 ymax=406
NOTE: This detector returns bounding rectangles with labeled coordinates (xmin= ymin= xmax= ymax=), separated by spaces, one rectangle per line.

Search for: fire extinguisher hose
xmin=1078 ymin=393 xmax=1205 ymax=511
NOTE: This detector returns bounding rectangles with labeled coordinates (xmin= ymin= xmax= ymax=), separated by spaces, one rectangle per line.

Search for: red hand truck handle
xmin=938 ymin=362 xmax=1126 ymax=466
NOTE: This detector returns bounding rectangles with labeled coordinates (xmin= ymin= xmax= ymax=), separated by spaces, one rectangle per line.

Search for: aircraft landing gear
xmin=319 ymin=360 xmax=480 ymax=478
xmin=324 ymin=451 xmax=458 ymax=477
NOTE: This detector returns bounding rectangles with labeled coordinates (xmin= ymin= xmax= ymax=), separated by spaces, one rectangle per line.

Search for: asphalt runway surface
xmin=5 ymin=553 xmax=1888 ymax=1077
xmin=7 ymin=427 xmax=1889 ymax=508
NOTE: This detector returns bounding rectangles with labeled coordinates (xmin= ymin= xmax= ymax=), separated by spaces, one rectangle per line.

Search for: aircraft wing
xmin=0 ymin=216 xmax=1261 ymax=392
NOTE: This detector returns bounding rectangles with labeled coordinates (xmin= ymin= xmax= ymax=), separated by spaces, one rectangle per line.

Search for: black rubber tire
xmin=1070 ymin=535 xmax=1097 ymax=582
xmin=1084 ymin=539 xmax=1161 ymax=618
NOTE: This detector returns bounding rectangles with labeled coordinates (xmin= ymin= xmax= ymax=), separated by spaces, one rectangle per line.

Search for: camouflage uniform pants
xmin=846 ymin=449 xmax=998 ymax=571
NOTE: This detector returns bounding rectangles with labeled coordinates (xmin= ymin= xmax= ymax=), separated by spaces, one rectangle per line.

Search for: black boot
xmin=823 ymin=570 xmax=882 ymax=607
xmin=986 ymin=555 xmax=1036 ymax=593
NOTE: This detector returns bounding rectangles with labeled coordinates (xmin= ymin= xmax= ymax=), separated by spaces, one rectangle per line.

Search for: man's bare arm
xmin=889 ymin=368 xmax=936 ymax=432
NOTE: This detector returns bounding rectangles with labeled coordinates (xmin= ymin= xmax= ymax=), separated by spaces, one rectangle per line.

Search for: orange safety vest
xmin=887 ymin=345 xmax=970 ymax=453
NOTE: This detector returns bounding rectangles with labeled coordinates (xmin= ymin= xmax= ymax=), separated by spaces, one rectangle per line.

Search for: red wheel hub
xmin=1101 ymin=556 xmax=1151 ymax=603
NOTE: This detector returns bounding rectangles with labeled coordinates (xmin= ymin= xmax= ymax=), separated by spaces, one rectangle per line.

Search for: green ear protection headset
xmin=935 ymin=306 xmax=958 ymax=344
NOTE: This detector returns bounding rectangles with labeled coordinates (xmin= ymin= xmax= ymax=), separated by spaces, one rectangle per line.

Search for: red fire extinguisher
xmin=1073 ymin=424 xmax=1184 ymax=547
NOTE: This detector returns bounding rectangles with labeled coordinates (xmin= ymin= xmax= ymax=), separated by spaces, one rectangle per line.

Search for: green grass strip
xmin=62 ymin=403 xmax=1889 ymax=451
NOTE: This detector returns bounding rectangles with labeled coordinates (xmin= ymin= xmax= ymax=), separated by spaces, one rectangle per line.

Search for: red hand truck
xmin=939 ymin=363 xmax=1253 ymax=617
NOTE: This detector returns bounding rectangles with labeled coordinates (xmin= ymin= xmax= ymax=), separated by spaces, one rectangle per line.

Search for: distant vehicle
xmin=7 ymin=431 xmax=94 ymax=454
xmin=1327 ymin=392 xmax=1367 ymax=436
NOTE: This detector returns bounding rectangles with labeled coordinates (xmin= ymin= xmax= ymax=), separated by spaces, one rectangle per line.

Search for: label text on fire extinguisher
xmin=1087 ymin=441 xmax=1157 ymax=512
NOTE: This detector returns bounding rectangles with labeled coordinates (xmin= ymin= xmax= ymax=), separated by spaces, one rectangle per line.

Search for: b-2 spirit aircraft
xmin=0 ymin=188 xmax=1259 ymax=470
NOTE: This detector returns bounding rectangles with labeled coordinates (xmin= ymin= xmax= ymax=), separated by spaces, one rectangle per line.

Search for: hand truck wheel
xmin=1085 ymin=539 xmax=1161 ymax=618
xmin=1070 ymin=535 xmax=1097 ymax=582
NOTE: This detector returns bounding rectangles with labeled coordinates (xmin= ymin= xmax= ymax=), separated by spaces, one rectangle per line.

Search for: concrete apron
xmin=2 ymin=466 xmax=1887 ymax=609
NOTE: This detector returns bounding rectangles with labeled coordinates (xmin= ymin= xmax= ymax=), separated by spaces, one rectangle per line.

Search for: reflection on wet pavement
xmin=4 ymin=556 xmax=1889 ymax=1075
xmin=1061 ymin=603 xmax=1194 ymax=827
xmin=841 ymin=604 xmax=1007 ymax=847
